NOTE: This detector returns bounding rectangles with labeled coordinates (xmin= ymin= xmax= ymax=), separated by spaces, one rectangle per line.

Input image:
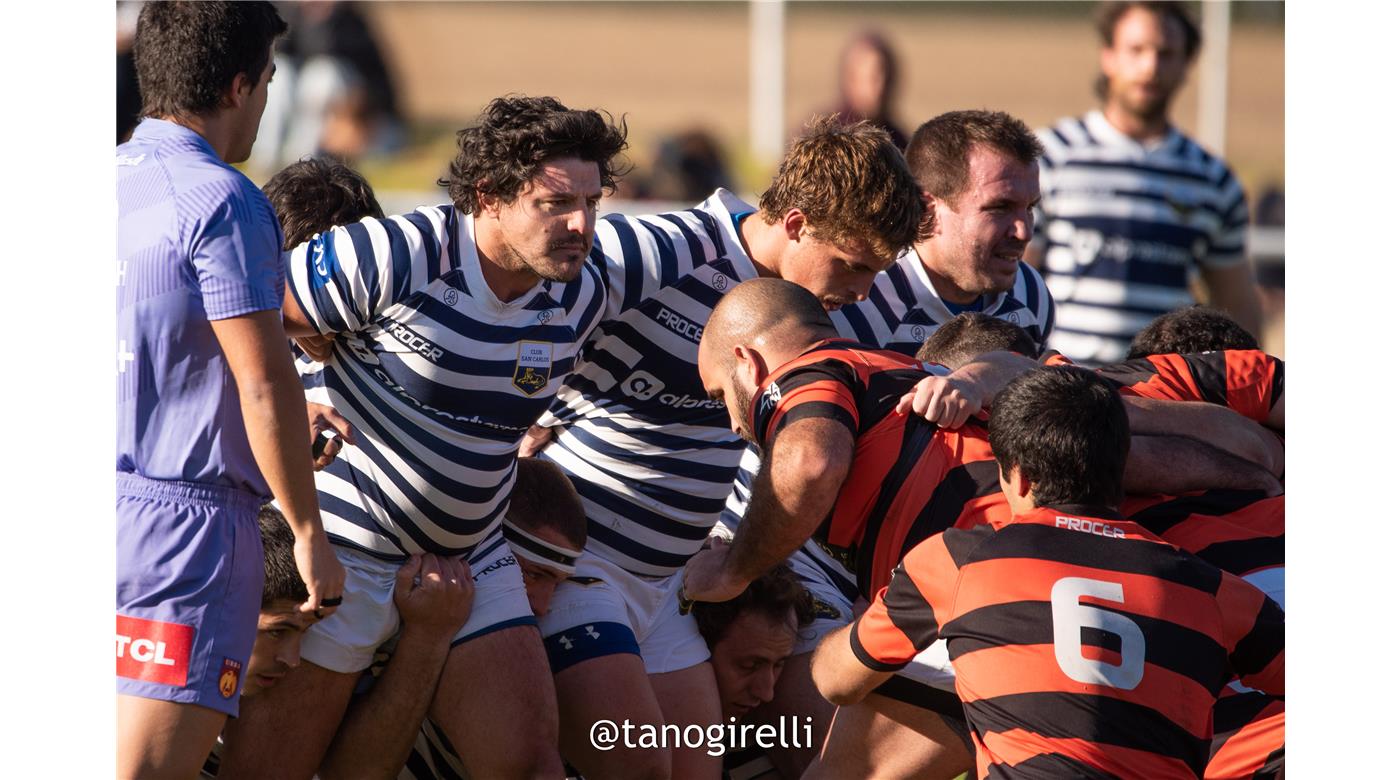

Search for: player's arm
xmin=1124 ymin=433 xmax=1281 ymax=496
xmin=1216 ymin=571 xmax=1285 ymax=697
xmin=811 ymin=623 xmax=893 ymax=705
xmin=1123 ymin=397 xmax=1284 ymax=478
xmin=319 ymin=555 xmax=474 ymax=780
xmin=812 ymin=542 xmax=949 ymax=705
xmin=210 ymin=310 xmax=344 ymax=615
xmin=897 ymin=350 xmax=1040 ymax=427
xmin=683 ymin=416 xmax=855 ymax=603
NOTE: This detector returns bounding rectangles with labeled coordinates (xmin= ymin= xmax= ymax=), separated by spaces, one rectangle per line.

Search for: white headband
xmin=503 ymin=520 xmax=581 ymax=577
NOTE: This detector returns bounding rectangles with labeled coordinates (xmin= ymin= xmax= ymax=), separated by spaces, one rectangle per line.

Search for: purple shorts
xmin=116 ymin=473 xmax=264 ymax=717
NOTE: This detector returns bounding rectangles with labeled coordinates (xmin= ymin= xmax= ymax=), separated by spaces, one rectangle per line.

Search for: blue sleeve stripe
xmin=638 ymin=219 xmax=681 ymax=288
xmin=345 ymin=221 xmax=381 ymax=326
xmin=544 ymin=621 xmax=639 ymax=673
xmin=656 ymin=212 xmax=708 ymax=274
xmin=380 ymin=217 xmax=418 ymax=311
xmin=606 ymin=215 xmax=645 ymax=313
xmin=307 ymin=234 xmax=353 ymax=333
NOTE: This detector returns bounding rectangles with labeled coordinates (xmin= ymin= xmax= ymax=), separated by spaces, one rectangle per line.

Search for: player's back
xmin=902 ymin=506 xmax=1284 ymax=778
xmin=752 ymin=340 xmax=1007 ymax=597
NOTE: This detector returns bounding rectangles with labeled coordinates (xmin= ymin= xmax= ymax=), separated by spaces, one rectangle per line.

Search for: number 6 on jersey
xmin=1050 ymin=576 xmax=1146 ymax=690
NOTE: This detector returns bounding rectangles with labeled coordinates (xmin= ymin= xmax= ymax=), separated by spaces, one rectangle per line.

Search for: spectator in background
xmin=644 ymin=128 xmax=736 ymax=204
xmin=252 ymin=1 xmax=404 ymax=171
xmin=1029 ymin=1 xmax=1262 ymax=365
xmin=829 ymin=31 xmax=908 ymax=150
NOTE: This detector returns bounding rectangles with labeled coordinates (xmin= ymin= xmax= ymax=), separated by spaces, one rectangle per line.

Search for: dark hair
xmin=1093 ymin=2 xmax=1202 ymax=99
xmin=692 ymin=564 xmax=817 ymax=648
xmin=507 ymin=458 xmax=587 ymax=550
xmin=988 ymin=367 xmax=1129 ymax=508
xmin=915 ymin=313 xmax=1038 ymax=369
xmin=1126 ymin=305 xmax=1258 ymax=360
xmin=263 ymin=157 xmax=386 ymax=250
xmin=758 ymin=115 xmax=929 ymax=265
xmin=134 ymin=2 xmax=287 ymax=119
xmin=257 ymin=505 xmax=309 ymax=608
xmin=906 ymin=110 xmax=1044 ymax=205
xmin=439 ymin=95 xmax=630 ymax=215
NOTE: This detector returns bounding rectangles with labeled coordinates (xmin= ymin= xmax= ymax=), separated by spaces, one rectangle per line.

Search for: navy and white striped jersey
xmin=830 ymin=247 xmax=1055 ymax=356
xmin=1033 ymin=110 xmax=1249 ymax=365
xmin=537 ymin=189 xmax=759 ymax=576
xmin=286 ymin=205 xmax=606 ymax=559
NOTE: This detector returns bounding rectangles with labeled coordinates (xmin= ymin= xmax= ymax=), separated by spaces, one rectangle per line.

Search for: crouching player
xmin=202 ymin=506 xmax=330 ymax=776
xmin=812 ymin=366 xmax=1284 ymax=777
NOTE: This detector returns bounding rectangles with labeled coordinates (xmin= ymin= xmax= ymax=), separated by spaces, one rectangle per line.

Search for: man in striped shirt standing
xmin=221 ymin=96 xmax=625 ymax=780
xmin=525 ymin=118 xmax=928 ymax=779
xmin=1029 ymin=1 xmax=1261 ymax=365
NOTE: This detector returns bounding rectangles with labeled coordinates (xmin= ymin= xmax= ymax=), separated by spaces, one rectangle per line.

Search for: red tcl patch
xmin=116 ymin=615 xmax=193 ymax=687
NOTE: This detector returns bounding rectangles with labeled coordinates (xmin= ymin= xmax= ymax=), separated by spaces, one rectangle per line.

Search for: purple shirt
xmin=116 ymin=119 xmax=285 ymax=498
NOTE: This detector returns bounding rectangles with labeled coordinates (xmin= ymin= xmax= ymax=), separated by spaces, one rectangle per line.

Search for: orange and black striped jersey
xmin=1122 ymin=490 xmax=1284 ymax=584
xmin=751 ymin=339 xmax=1007 ymax=598
xmin=852 ymin=505 xmax=1285 ymax=779
xmin=1204 ymin=689 xmax=1284 ymax=780
xmin=1096 ymin=350 xmax=1284 ymax=425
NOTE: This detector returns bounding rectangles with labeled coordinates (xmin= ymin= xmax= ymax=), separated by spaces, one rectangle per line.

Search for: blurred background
xmin=117 ymin=0 xmax=1284 ymax=354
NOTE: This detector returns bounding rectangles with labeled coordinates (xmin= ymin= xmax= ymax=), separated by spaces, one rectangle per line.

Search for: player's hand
xmin=308 ymin=401 xmax=357 ymax=470
xmin=519 ymin=424 xmax=556 ymax=458
xmin=394 ymin=553 xmax=474 ymax=641
xmin=295 ymin=334 xmax=336 ymax=362
xmin=680 ymin=541 xmax=748 ymax=607
xmin=294 ymin=532 xmax=347 ymax=621
xmin=895 ymin=374 xmax=986 ymax=429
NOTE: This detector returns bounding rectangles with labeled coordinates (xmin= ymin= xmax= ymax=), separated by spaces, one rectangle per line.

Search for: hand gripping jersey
xmin=830 ymin=247 xmax=1056 ymax=356
xmin=749 ymin=340 xmax=1007 ymax=598
xmin=285 ymin=205 xmax=606 ymax=559
xmin=852 ymin=505 xmax=1285 ymax=779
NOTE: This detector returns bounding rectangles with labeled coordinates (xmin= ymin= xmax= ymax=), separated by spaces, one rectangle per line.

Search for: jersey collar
xmin=705 ymin=188 xmax=762 ymax=282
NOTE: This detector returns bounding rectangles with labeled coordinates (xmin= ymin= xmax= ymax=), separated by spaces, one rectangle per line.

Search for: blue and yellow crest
xmin=513 ymin=341 xmax=553 ymax=396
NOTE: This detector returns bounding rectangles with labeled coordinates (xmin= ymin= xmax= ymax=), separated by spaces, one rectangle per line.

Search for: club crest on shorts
xmin=513 ymin=341 xmax=553 ymax=396
xmin=218 ymin=658 xmax=242 ymax=699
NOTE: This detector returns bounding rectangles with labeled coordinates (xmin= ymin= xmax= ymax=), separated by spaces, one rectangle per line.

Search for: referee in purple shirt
xmin=115 ymin=5 xmax=344 ymax=778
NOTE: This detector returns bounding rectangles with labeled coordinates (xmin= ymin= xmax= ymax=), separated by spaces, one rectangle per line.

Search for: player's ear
xmin=476 ymin=185 xmax=501 ymax=218
xmin=222 ymin=72 xmax=251 ymax=110
xmin=781 ymin=209 xmax=807 ymax=242
xmin=735 ymin=345 xmax=766 ymax=387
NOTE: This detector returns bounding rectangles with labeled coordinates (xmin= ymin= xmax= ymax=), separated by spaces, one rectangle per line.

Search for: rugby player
xmin=116 ymin=4 xmax=344 ymax=778
xmin=404 ymin=560 xmax=812 ymax=780
xmin=316 ymin=458 xmax=581 ymax=780
xmin=220 ymin=96 xmax=626 ymax=779
xmin=261 ymin=155 xmax=385 ymax=468
xmin=717 ymin=109 xmax=1053 ymax=776
xmin=201 ymin=506 xmax=334 ymax=777
xmin=832 ymin=109 xmax=1054 ymax=356
xmin=1029 ymin=1 xmax=1262 ymax=364
xmin=812 ymin=365 xmax=1284 ymax=777
xmin=686 ymin=280 xmax=1283 ymax=777
xmin=522 ymin=117 xmax=929 ymax=779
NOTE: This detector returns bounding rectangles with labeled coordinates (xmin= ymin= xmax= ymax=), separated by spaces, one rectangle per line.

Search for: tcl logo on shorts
xmin=116 ymin=615 xmax=193 ymax=687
